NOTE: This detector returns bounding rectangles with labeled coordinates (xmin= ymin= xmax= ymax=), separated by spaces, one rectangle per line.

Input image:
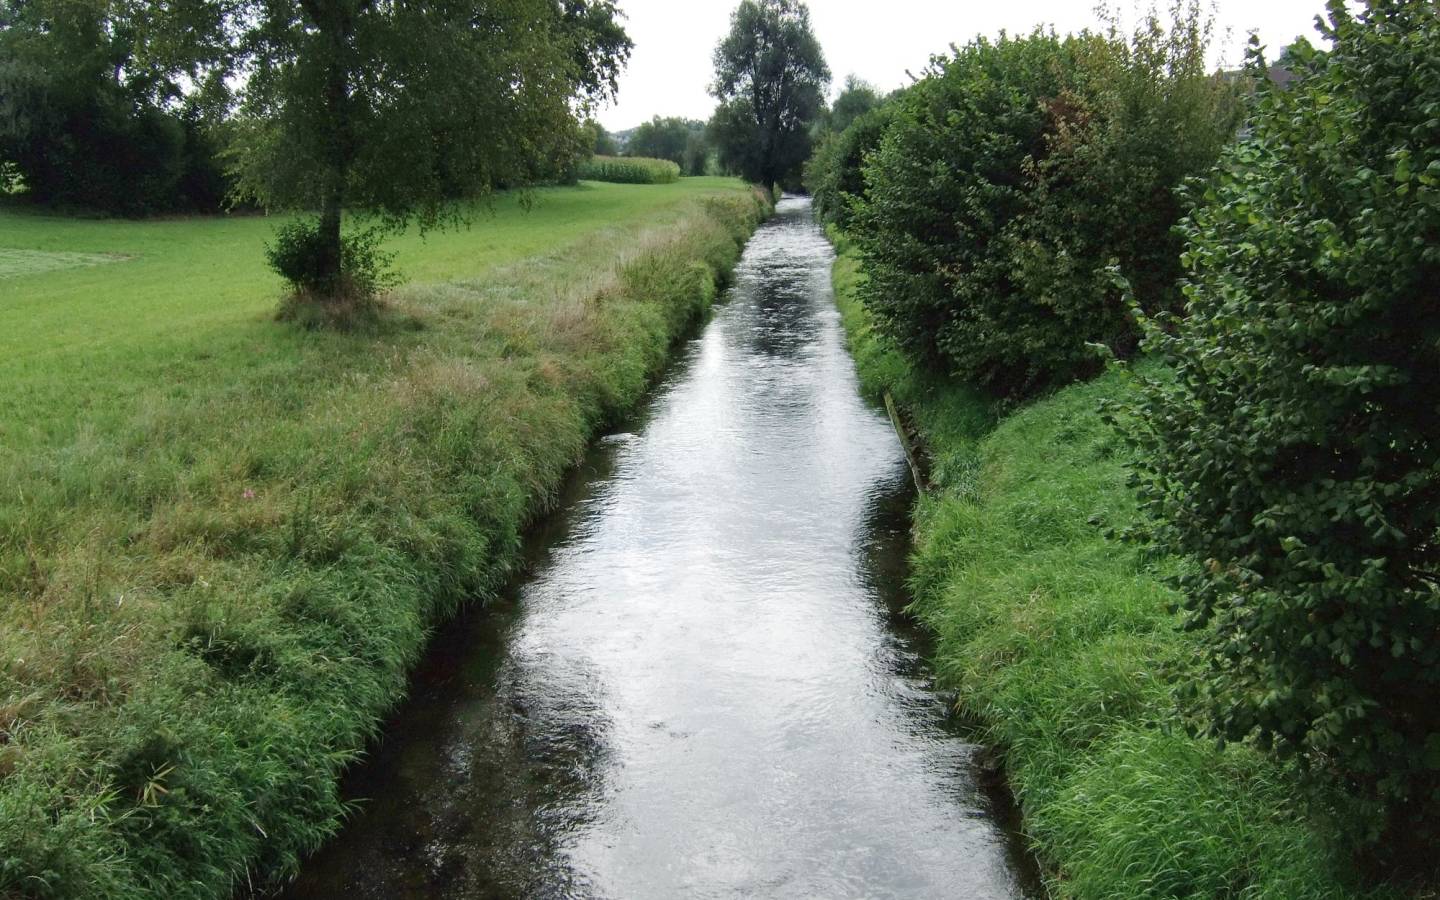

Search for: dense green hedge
xmin=804 ymin=102 xmax=895 ymax=231
xmin=848 ymin=15 xmax=1236 ymax=398
xmin=577 ymin=155 xmax=682 ymax=184
xmin=1119 ymin=0 xmax=1440 ymax=862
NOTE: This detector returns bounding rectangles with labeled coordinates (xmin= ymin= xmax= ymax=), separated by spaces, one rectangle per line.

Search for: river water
xmin=278 ymin=197 xmax=1040 ymax=899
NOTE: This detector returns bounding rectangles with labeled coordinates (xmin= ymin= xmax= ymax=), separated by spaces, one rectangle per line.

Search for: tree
xmin=1120 ymin=0 xmax=1440 ymax=863
xmin=228 ymin=0 xmax=630 ymax=300
xmin=0 ymin=0 xmax=235 ymax=214
xmin=709 ymin=0 xmax=828 ymax=187
xmin=626 ymin=116 xmax=707 ymax=174
xmin=824 ymin=74 xmax=880 ymax=134
xmin=588 ymin=120 xmax=620 ymax=156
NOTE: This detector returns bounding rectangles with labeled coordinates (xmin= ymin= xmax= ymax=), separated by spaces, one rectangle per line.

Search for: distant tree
xmin=824 ymin=74 xmax=880 ymax=134
xmin=682 ymin=129 xmax=712 ymax=176
xmin=589 ymin=120 xmax=621 ymax=156
xmin=228 ymin=0 xmax=631 ymax=302
xmin=709 ymin=0 xmax=829 ymax=187
xmin=627 ymin=116 xmax=707 ymax=173
xmin=0 ymin=0 xmax=234 ymax=214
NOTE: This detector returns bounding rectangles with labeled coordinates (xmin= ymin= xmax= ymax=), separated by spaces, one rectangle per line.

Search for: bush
xmin=576 ymin=155 xmax=681 ymax=184
xmin=851 ymin=10 xmax=1236 ymax=398
xmin=265 ymin=219 xmax=398 ymax=313
xmin=804 ymin=102 xmax=895 ymax=230
xmin=1119 ymin=0 xmax=1440 ymax=864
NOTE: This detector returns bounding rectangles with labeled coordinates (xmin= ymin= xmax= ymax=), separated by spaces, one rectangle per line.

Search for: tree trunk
xmin=317 ymin=172 xmax=344 ymax=295
xmin=301 ymin=0 xmax=354 ymax=296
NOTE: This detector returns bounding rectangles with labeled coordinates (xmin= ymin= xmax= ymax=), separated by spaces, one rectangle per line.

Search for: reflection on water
xmin=276 ymin=197 xmax=1041 ymax=899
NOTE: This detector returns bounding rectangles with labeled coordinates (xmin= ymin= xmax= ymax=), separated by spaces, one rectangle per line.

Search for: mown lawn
xmin=0 ymin=178 xmax=769 ymax=898
xmin=0 ymin=178 xmax=746 ymax=453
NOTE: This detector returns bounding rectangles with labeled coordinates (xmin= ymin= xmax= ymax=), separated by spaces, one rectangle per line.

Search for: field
xmin=830 ymin=245 xmax=1391 ymax=899
xmin=0 ymin=178 xmax=771 ymax=897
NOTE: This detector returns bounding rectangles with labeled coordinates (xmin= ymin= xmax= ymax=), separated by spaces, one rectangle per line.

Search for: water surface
xmin=279 ymin=197 xmax=1040 ymax=899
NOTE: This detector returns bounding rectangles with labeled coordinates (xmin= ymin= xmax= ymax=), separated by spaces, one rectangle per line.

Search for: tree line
xmin=808 ymin=0 xmax=1439 ymax=872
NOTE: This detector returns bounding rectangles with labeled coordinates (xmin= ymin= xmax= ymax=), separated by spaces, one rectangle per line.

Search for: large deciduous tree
xmin=708 ymin=0 xmax=828 ymax=188
xmin=228 ymin=0 xmax=630 ymax=299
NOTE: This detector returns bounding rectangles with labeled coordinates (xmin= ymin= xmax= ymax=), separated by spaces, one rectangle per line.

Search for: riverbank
xmin=0 ymin=180 xmax=771 ymax=898
xmin=830 ymin=244 xmax=1388 ymax=899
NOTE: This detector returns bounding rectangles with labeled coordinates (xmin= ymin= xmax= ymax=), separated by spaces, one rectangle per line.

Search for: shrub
xmin=1119 ymin=0 xmax=1440 ymax=864
xmin=576 ymin=155 xmax=681 ymax=184
xmin=851 ymin=9 xmax=1236 ymax=398
xmin=804 ymin=102 xmax=895 ymax=230
xmin=265 ymin=219 xmax=398 ymax=315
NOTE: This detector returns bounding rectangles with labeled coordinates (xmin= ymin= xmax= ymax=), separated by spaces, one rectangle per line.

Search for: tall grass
xmin=577 ymin=155 xmax=681 ymax=184
xmin=830 ymin=245 xmax=1393 ymax=899
xmin=0 ymin=181 xmax=771 ymax=898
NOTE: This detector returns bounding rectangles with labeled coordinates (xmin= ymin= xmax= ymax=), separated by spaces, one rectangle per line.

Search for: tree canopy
xmin=625 ymin=116 xmax=709 ymax=175
xmin=824 ymin=74 xmax=880 ymax=134
xmin=1121 ymin=0 xmax=1440 ymax=860
xmin=227 ymin=0 xmax=630 ymax=298
xmin=0 ymin=0 xmax=236 ymax=213
xmin=709 ymin=0 xmax=828 ymax=188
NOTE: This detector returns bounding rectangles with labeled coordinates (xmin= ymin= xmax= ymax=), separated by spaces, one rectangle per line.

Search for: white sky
xmin=596 ymin=0 xmax=1331 ymax=131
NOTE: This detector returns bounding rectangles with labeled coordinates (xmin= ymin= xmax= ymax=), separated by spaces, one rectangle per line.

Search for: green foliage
xmin=804 ymin=101 xmax=895 ymax=229
xmin=852 ymin=8 xmax=1237 ymax=398
xmin=709 ymin=0 xmax=830 ymax=187
xmin=577 ymin=155 xmax=682 ymax=184
xmin=832 ymin=247 xmax=1388 ymax=899
xmin=0 ymin=0 xmax=234 ymax=214
xmin=265 ymin=219 xmax=398 ymax=309
xmin=1119 ymin=0 xmax=1440 ymax=860
xmin=823 ymin=74 xmax=881 ymax=135
xmin=227 ymin=0 xmax=632 ymax=296
xmin=587 ymin=119 xmax=621 ymax=156
xmin=0 ymin=180 xmax=770 ymax=898
xmin=626 ymin=116 xmax=709 ymax=175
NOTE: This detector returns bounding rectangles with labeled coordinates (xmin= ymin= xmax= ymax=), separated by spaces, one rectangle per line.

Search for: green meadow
xmin=1 ymin=179 xmax=745 ymax=451
xmin=0 ymin=178 xmax=770 ymax=897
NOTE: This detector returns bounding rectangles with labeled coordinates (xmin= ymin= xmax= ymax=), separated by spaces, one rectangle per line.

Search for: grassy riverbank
xmin=0 ymin=179 xmax=771 ymax=898
xmin=831 ymin=247 xmax=1387 ymax=899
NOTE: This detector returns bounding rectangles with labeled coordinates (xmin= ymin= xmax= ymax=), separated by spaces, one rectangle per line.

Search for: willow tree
xmin=229 ymin=0 xmax=630 ymax=299
xmin=709 ymin=0 xmax=828 ymax=188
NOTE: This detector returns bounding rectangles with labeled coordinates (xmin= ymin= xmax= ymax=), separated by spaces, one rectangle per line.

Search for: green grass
xmin=831 ymin=246 xmax=1390 ymax=899
xmin=0 ymin=249 xmax=126 ymax=278
xmin=575 ymin=155 xmax=681 ymax=184
xmin=0 ymin=178 xmax=771 ymax=898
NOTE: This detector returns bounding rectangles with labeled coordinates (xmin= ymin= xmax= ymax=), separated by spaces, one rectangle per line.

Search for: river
xmin=276 ymin=196 xmax=1040 ymax=899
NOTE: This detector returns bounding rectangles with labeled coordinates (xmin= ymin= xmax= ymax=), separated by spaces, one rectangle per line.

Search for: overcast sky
xmin=595 ymin=0 xmax=1332 ymax=131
